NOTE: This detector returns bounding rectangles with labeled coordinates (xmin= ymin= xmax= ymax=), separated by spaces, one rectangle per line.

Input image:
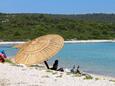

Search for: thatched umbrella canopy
xmin=15 ymin=34 xmax=64 ymax=66
xmin=14 ymin=42 xmax=30 ymax=49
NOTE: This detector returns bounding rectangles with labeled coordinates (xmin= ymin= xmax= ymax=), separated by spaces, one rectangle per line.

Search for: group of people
xmin=44 ymin=59 xmax=81 ymax=74
xmin=0 ymin=50 xmax=7 ymax=63
xmin=70 ymin=65 xmax=81 ymax=74
xmin=0 ymin=49 xmax=81 ymax=74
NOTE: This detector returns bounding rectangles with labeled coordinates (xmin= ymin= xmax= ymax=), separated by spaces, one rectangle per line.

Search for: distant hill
xmin=0 ymin=13 xmax=115 ymax=41
xmin=50 ymin=13 xmax=115 ymax=23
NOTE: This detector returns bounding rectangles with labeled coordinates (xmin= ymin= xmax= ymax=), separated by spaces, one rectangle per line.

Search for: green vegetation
xmin=56 ymin=74 xmax=63 ymax=78
xmin=52 ymin=72 xmax=57 ymax=75
xmin=46 ymin=69 xmax=53 ymax=73
xmin=42 ymin=75 xmax=50 ymax=78
xmin=0 ymin=13 xmax=115 ymax=41
xmin=5 ymin=59 xmax=15 ymax=65
xmin=84 ymin=75 xmax=93 ymax=80
xmin=95 ymin=77 xmax=99 ymax=80
xmin=66 ymin=72 xmax=72 ymax=75
xmin=109 ymin=80 xmax=115 ymax=82
xmin=73 ymin=73 xmax=82 ymax=77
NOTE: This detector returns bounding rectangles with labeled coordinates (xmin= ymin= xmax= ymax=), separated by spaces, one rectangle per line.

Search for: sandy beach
xmin=0 ymin=63 xmax=115 ymax=86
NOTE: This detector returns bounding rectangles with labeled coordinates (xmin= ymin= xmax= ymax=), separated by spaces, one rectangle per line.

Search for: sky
xmin=0 ymin=0 xmax=115 ymax=14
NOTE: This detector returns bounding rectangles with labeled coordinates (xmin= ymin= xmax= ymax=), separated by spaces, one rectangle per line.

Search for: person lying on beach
xmin=44 ymin=60 xmax=64 ymax=72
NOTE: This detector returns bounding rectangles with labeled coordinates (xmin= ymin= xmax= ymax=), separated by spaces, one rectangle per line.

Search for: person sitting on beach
xmin=44 ymin=59 xmax=64 ymax=72
xmin=50 ymin=60 xmax=58 ymax=70
xmin=75 ymin=65 xmax=81 ymax=74
xmin=51 ymin=59 xmax=64 ymax=72
xmin=71 ymin=65 xmax=75 ymax=73
xmin=70 ymin=65 xmax=81 ymax=74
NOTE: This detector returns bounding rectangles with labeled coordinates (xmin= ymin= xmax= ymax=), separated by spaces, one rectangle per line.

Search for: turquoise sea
xmin=0 ymin=42 xmax=115 ymax=77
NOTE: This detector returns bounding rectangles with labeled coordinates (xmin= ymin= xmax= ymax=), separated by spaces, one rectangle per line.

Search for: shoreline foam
xmin=65 ymin=40 xmax=115 ymax=43
xmin=0 ymin=40 xmax=115 ymax=44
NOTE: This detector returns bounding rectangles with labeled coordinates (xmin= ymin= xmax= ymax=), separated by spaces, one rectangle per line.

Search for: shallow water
xmin=0 ymin=43 xmax=115 ymax=77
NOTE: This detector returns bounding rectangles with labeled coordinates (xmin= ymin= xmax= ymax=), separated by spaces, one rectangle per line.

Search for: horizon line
xmin=0 ymin=12 xmax=115 ymax=15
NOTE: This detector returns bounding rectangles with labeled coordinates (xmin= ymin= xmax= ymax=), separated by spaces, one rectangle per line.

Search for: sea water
xmin=0 ymin=43 xmax=115 ymax=77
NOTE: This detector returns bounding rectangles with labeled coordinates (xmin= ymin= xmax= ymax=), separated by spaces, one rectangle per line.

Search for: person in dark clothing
xmin=70 ymin=65 xmax=75 ymax=73
xmin=44 ymin=59 xmax=64 ymax=72
xmin=70 ymin=65 xmax=81 ymax=74
xmin=44 ymin=60 xmax=58 ymax=70
xmin=75 ymin=65 xmax=81 ymax=74
xmin=57 ymin=67 xmax=64 ymax=72
xmin=50 ymin=60 xmax=58 ymax=70
xmin=44 ymin=61 xmax=50 ymax=69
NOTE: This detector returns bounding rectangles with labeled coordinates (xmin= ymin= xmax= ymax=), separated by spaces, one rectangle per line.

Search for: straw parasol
xmin=15 ymin=34 xmax=64 ymax=66
xmin=14 ymin=43 xmax=26 ymax=48
xmin=14 ymin=41 xmax=31 ymax=49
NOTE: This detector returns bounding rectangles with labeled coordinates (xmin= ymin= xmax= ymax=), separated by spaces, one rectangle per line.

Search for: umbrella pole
xmin=44 ymin=61 xmax=50 ymax=69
